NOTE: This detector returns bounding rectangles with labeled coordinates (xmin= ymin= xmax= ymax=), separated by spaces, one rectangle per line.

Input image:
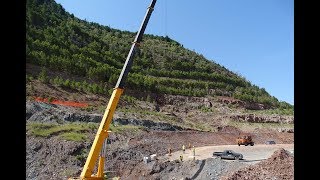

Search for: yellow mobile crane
xmin=69 ymin=0 xmax=157 ymax=179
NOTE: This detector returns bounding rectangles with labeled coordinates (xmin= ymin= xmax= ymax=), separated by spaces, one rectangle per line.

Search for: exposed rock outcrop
xmin=230 ymin=113 xmax=294 ymax=124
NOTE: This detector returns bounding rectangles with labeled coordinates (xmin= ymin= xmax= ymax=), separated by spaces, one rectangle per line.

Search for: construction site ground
xmin=117 ymin=131 xmax=294 ymax=180
xmin=26 ymin=95 xmax=294 ymax=180
xmin=27 ymin=123 xmax=294 ymax=179
xmin=166 ymin=144 xmax=293 ymax=164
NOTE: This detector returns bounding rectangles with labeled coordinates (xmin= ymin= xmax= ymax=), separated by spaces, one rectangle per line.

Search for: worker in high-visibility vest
xmin=182 ymin=145 xmax=186 ymax=153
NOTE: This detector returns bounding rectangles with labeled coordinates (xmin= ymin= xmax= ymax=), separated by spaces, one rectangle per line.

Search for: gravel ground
xmin=125 ymin=157 xmax=248 ymax=180
xmin=167 ymin=144 xmax=294 ymax=165
xmin=125 ymin=147 xmax=294 ymax=180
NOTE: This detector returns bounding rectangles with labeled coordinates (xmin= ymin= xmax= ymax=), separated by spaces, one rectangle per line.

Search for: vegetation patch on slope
xmin=26 ymin=122 xmax=144 ymax=142
xmin=26 ymin=0 xmax=293 ymax=111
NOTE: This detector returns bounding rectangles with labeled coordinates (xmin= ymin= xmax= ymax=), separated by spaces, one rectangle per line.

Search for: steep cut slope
xmin=26 ymin=0 xmax=293 ymax=110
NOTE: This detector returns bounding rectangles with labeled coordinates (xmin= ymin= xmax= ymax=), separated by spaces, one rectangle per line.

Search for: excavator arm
xmin=69 ymin=0 xmax=157 ymax=179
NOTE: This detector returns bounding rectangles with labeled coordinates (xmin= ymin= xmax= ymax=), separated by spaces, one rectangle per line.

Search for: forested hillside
xmin=26 ymin=0 xmax=292 ymax=110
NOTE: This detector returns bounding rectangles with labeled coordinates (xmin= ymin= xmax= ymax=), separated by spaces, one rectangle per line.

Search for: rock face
xmin=230 ymin=114 xmax=294 ymax=124
xmin=244 ymin=102 xmax=269 ymax=110
xmin=216 ymin=96 xmax=272 ymax=110
xmin=221 ymin=148 xmax=294 ymax=180
xmin=26 ymin=101 xmax=188 ymax=131
xmin=278 ymin=128 xmax=294 ymax=133
xmin=114 ymin=118 xmax=186 ymax=131
xmin=26 ymin=100 xmax=102 ymax=123
xmin=216 ymin=96 xmax=246 ymax=107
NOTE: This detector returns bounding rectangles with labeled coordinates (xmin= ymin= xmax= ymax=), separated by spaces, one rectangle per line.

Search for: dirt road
xmin=166 ymin=144 xmax=294 ymax=164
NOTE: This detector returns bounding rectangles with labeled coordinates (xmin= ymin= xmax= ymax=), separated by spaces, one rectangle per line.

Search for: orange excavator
xmin=69 ymin=0 xmax=157 ymax=179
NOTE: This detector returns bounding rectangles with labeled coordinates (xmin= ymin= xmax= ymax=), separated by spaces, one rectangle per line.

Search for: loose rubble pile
xmin=221 ymin=148 xmax=294 ymax=180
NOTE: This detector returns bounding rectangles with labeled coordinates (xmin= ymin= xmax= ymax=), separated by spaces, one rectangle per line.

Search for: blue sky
xmin=54 ymin=0 xmax=294 ymax=105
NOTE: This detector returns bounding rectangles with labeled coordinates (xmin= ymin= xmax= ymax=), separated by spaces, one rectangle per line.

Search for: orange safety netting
xmin=34 ymin=97 xmax=88 ymax=108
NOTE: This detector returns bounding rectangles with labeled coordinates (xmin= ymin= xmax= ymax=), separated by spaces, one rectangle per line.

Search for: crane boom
xmin=116 ymin=0 xmax=157 ymax=89
xmin=70 ymin=0 xmax=157 ymax=179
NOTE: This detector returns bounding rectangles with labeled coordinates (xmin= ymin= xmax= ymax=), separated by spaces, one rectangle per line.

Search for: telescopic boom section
xmin=73 ymin=0 xmax=157 ymax=179
xmin=115 ymin=0 xmax=157 ymax=89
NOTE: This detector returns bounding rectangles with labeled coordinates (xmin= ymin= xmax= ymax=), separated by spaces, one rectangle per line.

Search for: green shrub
xmin=26 ymin=122 xmax=96 ymax=141
xmin=59 ymin=132 xmax=87 ymax=142
xmin=38 ymin=68 xmax=49 ymax=83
